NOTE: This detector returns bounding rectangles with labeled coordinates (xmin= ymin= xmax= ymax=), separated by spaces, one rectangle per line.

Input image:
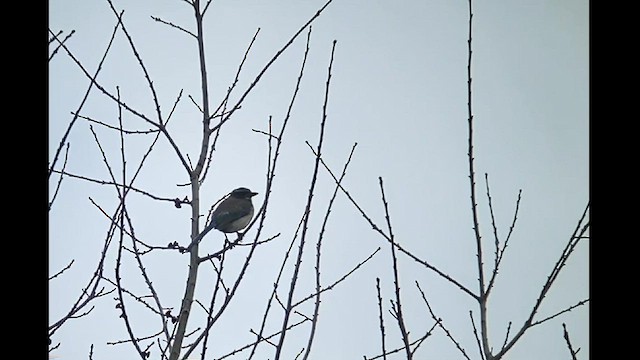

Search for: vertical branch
xmin=118 ymin=86 xmax=127 ymax=196
xmin=193 ymin=0 xmax=212 ymax=176
xmin=302 ymin=141 xmax=357 ymax=360
xmin=200 ymin=28 xmax=261 ymax=185
xmin=49 ymin=143 xmax=70 ymax=210
xmin=117 ymin=86 xmax=172 ymax=346
xmin=375 ymin=278 xmax=387 ymax=360
xmin=562 ymin=323 xmax=580 ymax=360
xmin=170 ymin=0 xmax=209 ymax=357
xmin=112 ymin=87 xmax=150 ymax=358
xmin=484 ymin=174 xmax=501 ymax=274
xmin=273 ymin=39 xmax=337 ymax=360
xmin=379 ymin=177 xmax=411 ymax=359
xmin=199 ymin=251 xmax=229 ymax=359
xmin=469 ymin=311 xmax=486 ymax=360
xmin=485 ymin=186 xmax=522 ymax=296
xmin=114 ymin=207 xmax=147 ymax=358
xmin=465 ymin=0 xmax=491 ymax=358
xmin=248 ymin=26 xmax=313 ymax=360
xmin=108 ymin=97 xmax=146 ymax=356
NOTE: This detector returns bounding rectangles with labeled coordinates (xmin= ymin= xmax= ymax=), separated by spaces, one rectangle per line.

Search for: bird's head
xmin=230 ymin=187 xmax=258 ymax=199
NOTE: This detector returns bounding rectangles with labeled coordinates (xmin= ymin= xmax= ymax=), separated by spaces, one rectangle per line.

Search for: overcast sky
xmin=49 ymin=1 xmax=589 ymax=359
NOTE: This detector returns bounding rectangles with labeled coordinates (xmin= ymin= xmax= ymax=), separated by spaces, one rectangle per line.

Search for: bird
xmin=185 ymin=187 xmax=258 ymax=251
xmin=208 ymin=187 xmax=259 ymax=233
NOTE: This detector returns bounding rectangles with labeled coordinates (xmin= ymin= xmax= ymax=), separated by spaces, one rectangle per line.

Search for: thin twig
xmin=106 ymin=0 xmax=163 ymax=125
xmin=248 ymin=25 xmax=315 ymax=360
xmin=303 ymin=112 xmax=354 ymax=360
xmin=416 ymin=281 xmax=471 ymax=360
xmin=114 ymin=207 xmax=148 ymax=358
xmin=292 ymin=247 xmax=380 ymax=309
xmin=530 ymin=299 xmax=590 ymax=327
xmin=464 ymin=1 xmax=490 ymax=358
xmin=210 ymin=0 xmax=336 ymax=134
xmin=363 ymin=330 xmax=436 ymax=360
xmin=273 ymin=39 xmax=337 ymax=360
xmin=217 ymin=319 xmax=309 ymax=360
xmin=493 ymin=203 xmax=589 ymax=359
xmin=48 ymin=13 xmax=122 ymax=178
xmin=485 ymin=186 xmax=522 ymax=295
xmin=469 ymin=311 xmax=485 ymax=360
xmin=151 ymin=16 xmax=197 ymax=38
xmin=308 ymin=142 xmax=478 ymax=300
xmin=72 ymin=111 xmax=160 ymax=134
xmin=208 ymin=27 xmax=261 ymax=125
xmin=49 ymin=29 xmax=76 ymax=61
xmin=562 ymin=323 xmax=580 ymax=360
xmin=49 ymin=142 xmax=71 ymax=210
xmin=50 ymin=169 xmax=188 ymax=206
xmin=107 ymin=328 xmax=165 ymax=346
xmin=48 ymin=259 xmax=75 ymax=281
xmin=101 ymin=277 xmax=165 ymax=317
xmin=379 ymin=177 xmax=411 ymax=359
xmin=375 ymin=278 xmax=387 ymax=360
xmin=484 ymin=174 xmax=501 ymax=274
xmin=248 ymin=212 xmax=305 ymax=358
xmin=500 ymin=322 xmax=512 ymax=352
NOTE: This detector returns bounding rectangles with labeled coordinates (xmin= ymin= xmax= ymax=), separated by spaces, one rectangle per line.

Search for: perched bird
xmin=208 ymin=187 xmax=259 ymax=233
xmin=185 ymin=187 xmax=258 ymax=251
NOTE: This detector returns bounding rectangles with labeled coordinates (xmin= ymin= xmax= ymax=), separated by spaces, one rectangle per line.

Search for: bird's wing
xmin=211 ymin=204 xmax=252 ymax=227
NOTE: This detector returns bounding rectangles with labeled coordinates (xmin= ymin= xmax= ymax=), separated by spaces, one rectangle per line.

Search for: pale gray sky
xmin=49 ymin=1 xmax=588 ymax=359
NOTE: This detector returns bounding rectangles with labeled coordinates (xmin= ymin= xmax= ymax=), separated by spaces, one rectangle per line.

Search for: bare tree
xmin=49 ymin=0 xmax=380 ymax=359
xmin=340 ymin=1 xmax=589 ymax=359
xmin=49 ymin=1 xmax=587 ymax=359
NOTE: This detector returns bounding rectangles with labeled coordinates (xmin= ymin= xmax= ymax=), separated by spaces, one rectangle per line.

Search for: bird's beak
xmin=251 ymin=192 xmax=258 ymax=197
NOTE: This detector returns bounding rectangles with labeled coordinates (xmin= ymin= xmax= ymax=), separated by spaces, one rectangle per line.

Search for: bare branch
xmin=208 ymin=27 xmax=261 ymax=125
xmin=216 ymin=319 xmax=309 ymax=360
xmin=151 ymin=16 xmax=196 ymax=38
xmin=416 ymin=281 xmax=471 ymax=360
xmin=309 ymin=142 xmax=478 ymax=300
xmin=49 ymin=259 xmax=75 ymax=281
xmin=484 ymin=173 xmax=501 ymax=274
xmin=292 ymin=247 xmax=381 ymax=309
xmin=210 ymin=0 xmax=336 ymax=134
xmin=485 ymin=184 xmax=522 ymax=295
xmin=49 ymin=142 xmax=70 ymax=210
xmin=469 ymin=311 xmax=486 ymax=360
xmin=48 ymin=13 xmax=122 ymax=178
xmin=463 ymin=2 xmax=493 ymax=359
xmin=49 ymin=201 xmax=116 ymax=337
xmin=493 ymin=203 xmax=590 ymax=359
xmin=248 ymin=25 xmax=315 ymax=359
xmin=375 ymin=278 xmax=387 ymax=360
xmin=363 ymin=329 xmax=436 ymax=360
xmin=50 ymin=169 xmax=189 ymax=206
xmin=106 ymin=0 xmax=163 ymax=126
xmin=49 ymin=29 xmax=75 ymax=61
xmin=379 ymin=177 xmax=411 ymax=359
xmin=273 ymin=39 xmax=337 ymax=360
xmin=107 ymin=328 xmax=165 ymax=346
xmin=302 ymin=109 xmax=355 ymax=360
xmin=71 ymin=111 xmax=160 ymax=134
xmin=530 ymin=299 xmax=590 ymax=327
xmin=562 ymin=323 xmax=580 ymax=360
